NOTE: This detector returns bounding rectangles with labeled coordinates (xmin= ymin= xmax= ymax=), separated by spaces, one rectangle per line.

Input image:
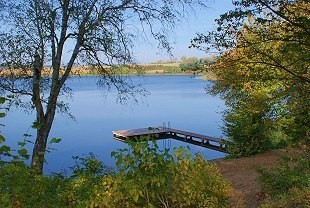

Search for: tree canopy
xmin=192 ymin=0 xmax=309 ymax=155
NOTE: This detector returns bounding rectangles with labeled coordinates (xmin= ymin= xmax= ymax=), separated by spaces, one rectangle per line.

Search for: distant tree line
xmin=179 ymin=56 xmax=217 ymax=71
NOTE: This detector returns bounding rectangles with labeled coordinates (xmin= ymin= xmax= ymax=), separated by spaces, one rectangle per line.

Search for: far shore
xmin=0 ymin=65 xmax=217 ymax=80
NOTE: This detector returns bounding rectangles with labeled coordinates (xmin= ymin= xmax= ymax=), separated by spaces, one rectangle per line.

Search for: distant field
xmin=146 ymin=62 xmax=180 ymax=67
xmin=0 ymin=63 xmax=218 ymax=78
xmin=141 ymin=63 xmax=182 ymax=74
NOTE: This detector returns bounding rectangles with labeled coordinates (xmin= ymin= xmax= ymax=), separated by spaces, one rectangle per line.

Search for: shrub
xmin=0 ymin=162 xmax=69 ymax=208
xmin=90 ymin=140 xmax=231 ymax=208
xmin=258 ymin=154 xmax=310 ymax=208
xmin=0 ymin=139 xmax=231 ymax=208
xmin=224 ymin=106 xmax=272 ymax=157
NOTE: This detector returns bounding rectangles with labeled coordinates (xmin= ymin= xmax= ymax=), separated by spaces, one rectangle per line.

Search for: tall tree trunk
xmin=30 ymin=51 xmax=60 ymax=174
xmin=31 ymin=91 xmax=59 ymax=174
xmin=31 ymin=123 xmax=51 ymax=174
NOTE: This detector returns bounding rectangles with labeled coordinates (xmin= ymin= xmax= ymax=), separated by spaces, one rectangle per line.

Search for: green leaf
xmin=0 ymin=145 xmax=10 ymax=152
xmin=0 ymin=113 xmax=6 ymax=118
xmin=49 ymin=138 xmax=62 ymax=144
xmin=18 ymin=148 xmax=28 ymax=156
xmin=116 ymin=156 xmax=122 ymax=168
xmin=1 ymin=193 xmax=11 ymax=204
xmin=32 ymin=121 xmax=41 ymax=129
xmin=0 ymin=97 xmax=5 ymax=104
xmin=0 ymin=135 xmax=5 ymax=143
xmin=129 ymin=189 xmax=139 ymax=202
xmin=18 ymin=148 xmax=29 ymax=159
xmin=18 ymin=142 xmax=26 ymax=147
xmin=111 ymin=151 xmax=117 ymax=158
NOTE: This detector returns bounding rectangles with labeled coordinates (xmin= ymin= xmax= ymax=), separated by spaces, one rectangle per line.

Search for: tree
xmin=0 ymin=0 xmax=206 ymax=174
xmin=179 ymin=56 xmax=215 ymax=71
xmin=192 ymin=0 xmax=309 ymax=83
xmin=192 ymin=0 xmax=309 ymax=155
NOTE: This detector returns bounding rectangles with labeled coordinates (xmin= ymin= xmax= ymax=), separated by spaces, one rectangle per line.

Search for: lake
xmin=2 ymin=75 xmax=226 ymax=173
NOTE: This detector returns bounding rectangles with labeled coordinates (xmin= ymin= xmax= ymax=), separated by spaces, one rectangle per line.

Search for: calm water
xmin=2 ymin=75 xmax=226 ymax=173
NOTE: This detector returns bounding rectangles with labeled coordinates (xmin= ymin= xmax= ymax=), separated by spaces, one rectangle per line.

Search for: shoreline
xmin=0 ymin=65 xmax=217 ymax=80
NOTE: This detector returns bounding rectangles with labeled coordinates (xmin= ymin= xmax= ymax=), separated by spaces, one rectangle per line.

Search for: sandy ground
xmin=214 ymin=149 xmax=300 ymax=208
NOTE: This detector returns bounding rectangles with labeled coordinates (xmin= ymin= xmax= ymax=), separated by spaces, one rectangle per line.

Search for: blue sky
xmin=132 ymin=0 xmax=234 ymax=63
xmin=0 ymin=1 xmax=234 ymax=65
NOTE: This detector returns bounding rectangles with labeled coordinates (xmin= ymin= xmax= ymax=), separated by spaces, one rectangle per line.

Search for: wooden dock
xmin=113 ymin=126 xmax=228 ymax=153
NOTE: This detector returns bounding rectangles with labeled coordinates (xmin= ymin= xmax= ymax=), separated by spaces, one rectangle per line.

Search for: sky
xmin=132 ymin=0 xmax=234 ymax=64
xmin=0 ymin=0 xmax=235 ymax=65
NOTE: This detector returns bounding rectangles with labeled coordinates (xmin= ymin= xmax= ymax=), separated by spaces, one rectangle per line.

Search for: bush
xmin=0 ymin=162 xmax=69 ymax=208
xmin=224 ymin=106 xmax=273 ymax=157
xmin=0 ymin=139 xmax=231 ymax=208
xmin=90 ymin=141 xmax=231 ymax=208
xmin=258 ymin=154 xmax=310 ymax=208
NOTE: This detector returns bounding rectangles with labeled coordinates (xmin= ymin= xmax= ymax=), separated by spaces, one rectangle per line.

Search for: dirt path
xmin=214 ymin=149 xmax=298 ymax=208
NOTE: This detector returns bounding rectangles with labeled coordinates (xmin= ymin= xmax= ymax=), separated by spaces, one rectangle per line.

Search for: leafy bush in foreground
xmin=90 ymin=141 xmax=231 ymax=208
xmin=0 ymin=162 xmax=69 ymax=208
xmin=0 ymin=139 xmax=231 ymax=208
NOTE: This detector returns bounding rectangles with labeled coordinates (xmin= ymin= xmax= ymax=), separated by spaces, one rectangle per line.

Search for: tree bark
xmin=31 ymin=85 xmax=61 ymax=174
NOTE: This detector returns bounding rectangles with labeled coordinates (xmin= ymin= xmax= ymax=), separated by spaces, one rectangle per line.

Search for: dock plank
xmin=168 ymin=128 xmax=222 ymax=142
xmin=113 ymin=127 xmax=169 ymax=137
xmin=113 ymin=126 xmax=227 ymax=153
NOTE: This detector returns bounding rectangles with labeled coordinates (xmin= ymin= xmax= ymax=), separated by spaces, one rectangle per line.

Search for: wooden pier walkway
xmin=113 ymin=127 xmax=228 ymax=153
